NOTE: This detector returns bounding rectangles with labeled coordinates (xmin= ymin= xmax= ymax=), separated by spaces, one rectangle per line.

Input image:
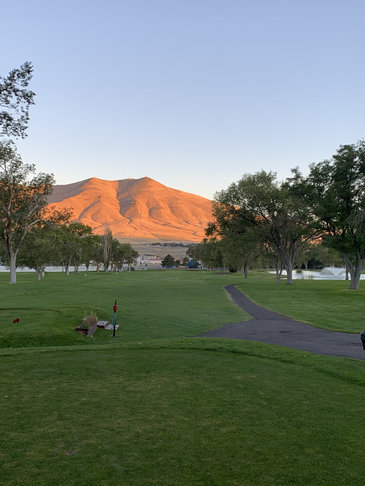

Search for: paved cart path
xmin=196 ymin=285 xmax=365 ymax=360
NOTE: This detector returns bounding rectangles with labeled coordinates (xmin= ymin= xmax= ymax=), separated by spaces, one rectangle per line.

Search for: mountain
xmin=48 ymin=177 xmax=213 ymax=242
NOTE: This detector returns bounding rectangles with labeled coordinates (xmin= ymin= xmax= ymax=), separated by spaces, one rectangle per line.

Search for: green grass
xmin=0 ymin=270 xmax=364 ymax=485
xmin=0 ymin=270 xmax=248 ymax=348
xmin=237 ymin=271 xmax=365 ymax=332
xmin=0 ymin=340 xmax=364 ymax=486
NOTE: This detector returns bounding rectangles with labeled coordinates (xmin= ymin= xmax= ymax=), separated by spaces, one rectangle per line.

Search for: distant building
xmin=137 ymin=254 xmax=162 ymax=268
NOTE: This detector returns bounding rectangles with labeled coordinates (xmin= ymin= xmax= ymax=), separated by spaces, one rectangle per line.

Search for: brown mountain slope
xmin=48 ymin=177 xmax=213 ymax=242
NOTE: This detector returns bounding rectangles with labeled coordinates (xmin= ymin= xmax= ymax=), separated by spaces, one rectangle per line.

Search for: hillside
xmin=48 ymin=177 xmax=213 ymax=242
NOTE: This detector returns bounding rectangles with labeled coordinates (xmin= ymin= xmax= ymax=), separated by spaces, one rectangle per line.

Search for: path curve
xmin=196 ymin=285 xmax=365 ymax=360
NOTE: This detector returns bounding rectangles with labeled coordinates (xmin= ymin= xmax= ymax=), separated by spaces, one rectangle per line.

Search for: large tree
xmin=307 ymin=141 xmax=365 ymax=289
xmin=120 ymin=243 xmax=138 ymax=271
xmin=54 ymin=222 xmax=94 ymax=276
xmin=0 ymin=141 xmax=54 ymax=283
xmin=187 ymin=238 xmax=224 ymax=270
xmin=214 ymin=171 xmax=319 ymax=284
xmin=17 ymin=226 xmax=57 ymax=280
xmin=0 ymin=62 xmax=35 ymax=139
xmin=207 ymin=202 xmax=262 ymax=277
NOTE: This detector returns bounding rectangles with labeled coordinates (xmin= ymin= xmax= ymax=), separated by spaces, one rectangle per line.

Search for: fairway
xmin=237 ymin=272 xmax=365 ymax=333
xmin=0 ymin=270 xmax=364 ymax=485
xmin=0 ymin=270 xmax=248 ymax=348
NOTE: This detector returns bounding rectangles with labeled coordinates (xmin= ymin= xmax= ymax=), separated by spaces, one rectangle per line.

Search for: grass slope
xmin=0 ymin=270 xmax=364 ymax=485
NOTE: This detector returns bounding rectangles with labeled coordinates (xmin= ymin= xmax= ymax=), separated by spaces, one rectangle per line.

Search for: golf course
xmin=0 ymin=269 xmax=364 ymax=485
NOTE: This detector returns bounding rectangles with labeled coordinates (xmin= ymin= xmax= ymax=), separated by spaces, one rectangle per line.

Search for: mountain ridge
xmin=48 ymin=177 xmax=213 ymax=242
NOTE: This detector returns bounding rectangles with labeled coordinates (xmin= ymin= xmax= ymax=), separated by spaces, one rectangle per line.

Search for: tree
xmin=307 ymin=141 xmax=365 ymax=289
xmin=187 ymin=239 xmax=224 ymax=269
xmin=182 ymin=256 xmax=189 ymax=267
xmin=71 ymin=224 xmax=94 ymax=273
xmin=102 ymin=228 xmax=113 ymax=271
xmin=162 ymin=254 xmax=175 ymax=268
xmin=122 ymin=243 xmax=138 ymax=271
xmin=0 ymin=62 xmax=35 ymax=139
xmin=207 ymin=203 xmax=262 ymax=278
xmin=296 ymin=242 xmax=343 ymax=270
xmin=214 ymin=171 xmax=319 ymax=284
xmin=81 ymin=233 xmax=102 ymax=271
xmin=17 ymin=226 xmax=57 ymax=280
xmin=54 ymin=222 xmax=93 ymax=276
xmin=0 ymin=141 xmax=54 ymax=283
xmin=109 ymin=240 xmax=135 ymax=271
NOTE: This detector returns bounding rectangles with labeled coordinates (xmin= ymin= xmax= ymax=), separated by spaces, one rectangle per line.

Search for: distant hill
xmin=48 ymin=177 xmax=213 ymax=242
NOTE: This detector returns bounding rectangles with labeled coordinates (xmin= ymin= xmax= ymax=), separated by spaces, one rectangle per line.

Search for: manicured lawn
xmin=0 ymin=270 xmax=364 ymax=485
xmin=0 ymin=340 xmax=364 ymax=486
xmin=0 ymin=270 xmax=247 ymax=348
xmin=237 ymin=272 xmax=365 ymax=332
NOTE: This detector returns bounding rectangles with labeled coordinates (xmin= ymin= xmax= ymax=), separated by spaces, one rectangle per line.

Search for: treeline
xmin=151 ymin=242 xmax=191 ymax=248
xmin=190 ymin=141 xmax=365 ymax=290
xmin=161 ymin=255 xmax=189 ymax=268
xmin=10 ymin=225 xmax=138 ymax=279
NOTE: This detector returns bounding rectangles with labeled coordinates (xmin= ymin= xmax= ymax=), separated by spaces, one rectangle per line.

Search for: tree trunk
xmin=274 ymin=258 xmax=282 ymax=284
xmin=5 ymin=234 xmax=17 ymax=284
xmin=343 ymin=252 xmax=362 ymax=290
xmin=241 ymin=263 xmax=248 ymax=278
xmin=286 ymin=266 xmax=293 ymax=285
xmin=65 ymin=256 xmax=72 ymax=277
xmin=282 ymin=253 xmax=294 ymax=285
xmin=36 ymin=267 xmax=41 ymax=281
xmin=349 ymin=263 xmax=362 ymax=290
xmin=9 ymin=251 xmax=17 ymax=284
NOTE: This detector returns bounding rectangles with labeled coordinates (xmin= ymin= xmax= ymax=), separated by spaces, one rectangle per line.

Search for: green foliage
xmin=212 ymin=170 xmax=319 ymax=284
xmin=297 ymin=243 xmax=343 ymax=269
xmin=209 ymin=140 xmax=365 ymax=289
xmin=0 ymin=141 xmax=55 ymax=283
xmin=0 ymin=61 xmax=35 ymax=139
xmin=161 ymin=253 xmax=176 ymax=267
xmin=308 ymin=141 xmax=365 ymax=289
xmin=182 ymin=256 xmax=189 ymax=267
xmin=17 ymin=226 xmax=57 ymax=278
xmin=102 ymin=228 xmax=113 ymax=270
xmin=52 ymin=222 xmax=95 ymax=275
xmin=188 ymin=238 xmax=224 ymax=269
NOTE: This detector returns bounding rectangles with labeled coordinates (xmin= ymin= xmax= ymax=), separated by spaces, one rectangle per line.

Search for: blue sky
xmin=1 ymin=0 xmax=365 ymax=198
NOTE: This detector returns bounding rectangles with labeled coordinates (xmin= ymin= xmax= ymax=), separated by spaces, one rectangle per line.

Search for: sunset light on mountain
xmin=48 ymin=177 xmax=213 ymax=242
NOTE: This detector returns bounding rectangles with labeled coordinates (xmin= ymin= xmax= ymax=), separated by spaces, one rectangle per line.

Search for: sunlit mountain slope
xmin=48 ymin=177 xmax=213 ymax=242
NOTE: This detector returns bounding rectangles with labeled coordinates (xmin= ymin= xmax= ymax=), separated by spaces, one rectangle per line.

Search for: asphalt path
xmin=196 ymin=285 xmax=365 ymax=360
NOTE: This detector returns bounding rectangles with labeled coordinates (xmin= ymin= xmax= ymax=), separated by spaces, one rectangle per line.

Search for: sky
xmin=1 ymin=0 xmax=365 ymax=199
